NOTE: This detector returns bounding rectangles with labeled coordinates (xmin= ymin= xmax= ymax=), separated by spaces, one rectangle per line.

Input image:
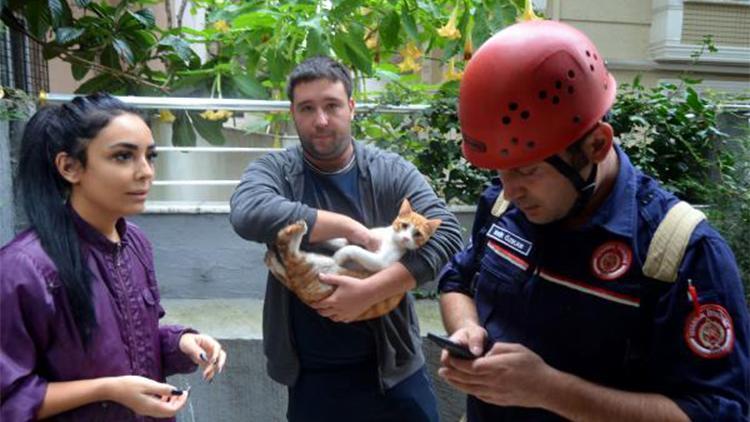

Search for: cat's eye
xmin=400 ymin=222 xmax=409 ymax=230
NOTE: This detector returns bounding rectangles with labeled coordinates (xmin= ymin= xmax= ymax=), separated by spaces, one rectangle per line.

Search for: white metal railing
xmin=42 ymin=94 xmax=749 ymax=210
xmin=42 ymin=93 xmax=430 ymax=113
xmin=43 ymin=94 xmax=430 ymax=201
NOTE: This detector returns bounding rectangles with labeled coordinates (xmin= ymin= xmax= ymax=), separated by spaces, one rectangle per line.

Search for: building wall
xmin=547 ymin=0 xmax=749 ymax=90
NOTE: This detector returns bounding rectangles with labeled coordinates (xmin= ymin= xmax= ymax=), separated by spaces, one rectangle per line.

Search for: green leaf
xmin=71 ymin=51 xmax=93 ymax=80
xmin=127 ymin=30 xmax=158 ymax=53
xmin=189 ymin=111 xmax=226 ymax=146
xmin=231 ymin=11 xmax=278 ymax=29
xmin=129 ymin=9 xmax=156 ymax=28
xmin=159 ymin=35 xmax=197 ymax=66
xmin=305 ymin=25 xmax=328 ymax=58
xmin=340 ymin=29 xmax=372 ymax=75
xmin=401 ymin=4 xmax=418 ymax=40
xmin=267 ymin=48 xmax=291 ymax=84
xmin=25 ymin=0 xmax=50 ymax=39
xmin=231 ymin=74 xmax=268 ymax=99
xmin=330 ymin=0 xmax=359 ymax=17
xmin=75 ymin=73 xmax=117 ymax=94
xmin=54 ymin=26 xmax=84 ymax=44
xmin=100 ymin=44 xmax=122 ymax=71
xmin=374 ymin=67 xmax=400 ymax=82
xmin=380 ymin=10 xmax=400 ymax=50
xmin=172 ymin=111 xmax=197 ymax=147
xmin=685 ymin=87 xmax=704 ymax=111
xmin=112 ymin=38 xmax=134 ymax=66
xmin=47 ymin=0 xmax=70 ymax=27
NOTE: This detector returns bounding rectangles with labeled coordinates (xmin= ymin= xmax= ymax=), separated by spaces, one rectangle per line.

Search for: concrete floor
xmin=161 ymin=298 xmax=466 ymax=422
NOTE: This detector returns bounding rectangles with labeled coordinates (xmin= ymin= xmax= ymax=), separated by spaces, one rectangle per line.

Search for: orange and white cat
xmin=265 ymin=199 xmax=441 ymax=321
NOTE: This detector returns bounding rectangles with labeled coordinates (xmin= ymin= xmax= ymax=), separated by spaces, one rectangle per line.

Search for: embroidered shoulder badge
xmin=591 ymin=241 xmax=632 ymax=281
xmin=684 ymin=283 xmax=735 ymax=359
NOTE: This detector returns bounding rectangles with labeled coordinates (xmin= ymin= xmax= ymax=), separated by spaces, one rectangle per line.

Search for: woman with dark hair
xmin=0 ymin=93 xmax=227 ymax=421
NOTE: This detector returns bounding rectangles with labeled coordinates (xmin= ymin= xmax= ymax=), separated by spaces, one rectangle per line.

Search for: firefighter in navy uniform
xmin=435 ymin=12 xmax=750 ymax=422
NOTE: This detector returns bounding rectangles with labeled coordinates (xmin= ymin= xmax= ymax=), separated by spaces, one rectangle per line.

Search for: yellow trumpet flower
xmin=200 ymin=109 xmax=233 ymax=121
xmin=518 ymin=0 xmax=541 ymax=22
xmin=463 ymin=32 xmax=474 ymax=61
xmin=398 ymin=42 xmax=423 ymax=73
xmin=401 ymin=42 xmax=422 ymax=60
xmin=398 ymin=56 xmax=422 ymax=73
xmin=213 ymin=20 xmax=230 ymax=33
xmin=159 ymin=109 xmax=176 ymax=123
xmin=0 ymin=86 xmax=4 ymax=100
xmin=437 ymin=7 xmax=461 ymax=40
xmin=365 ymin=30 xmax=378 ymax=50
xmin=443 ymin=58 xmax=463 ymax=82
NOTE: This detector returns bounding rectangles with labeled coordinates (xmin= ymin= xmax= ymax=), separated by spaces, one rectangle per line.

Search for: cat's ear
xmin=426 ymin=219 xmax=442 ymax=232
xmin=398 ymin=199 xmax=413 ymax=217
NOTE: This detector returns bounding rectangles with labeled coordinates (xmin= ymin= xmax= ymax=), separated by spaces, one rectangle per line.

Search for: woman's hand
xmin=105 ymin=375 xmax=188 ymax=418
xmin=179 ymin=333 xmax=227 ymax=382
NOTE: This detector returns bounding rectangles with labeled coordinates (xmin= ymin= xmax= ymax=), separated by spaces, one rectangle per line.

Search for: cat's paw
xmin=325 ymin=238 xmax=349 ymax=250
xmin=332 ymin=247 xmax=351 ymax=265
xmin=278 ymin=220 xmax=307 ymax=240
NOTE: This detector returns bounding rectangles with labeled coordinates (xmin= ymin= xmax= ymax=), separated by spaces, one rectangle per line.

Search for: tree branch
xmin=165 ymin=0 xmax=174 ymax=29
xmin=177 ymin=0 xmax=189 ymax=29
xmin=1 ymin=10 xmax=168 ymax=92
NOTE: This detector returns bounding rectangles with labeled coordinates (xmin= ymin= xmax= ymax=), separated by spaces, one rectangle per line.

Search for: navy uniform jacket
xmin=438 ymin=146 xmax=750 ymax=421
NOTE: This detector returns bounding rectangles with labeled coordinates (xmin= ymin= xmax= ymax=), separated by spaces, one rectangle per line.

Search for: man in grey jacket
xmin=229 ymin=56 xmax=463 ymax=421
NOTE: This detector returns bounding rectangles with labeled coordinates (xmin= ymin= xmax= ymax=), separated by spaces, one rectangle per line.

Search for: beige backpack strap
xmin=491 ymin=190 xmax=510 ymax=217
xmin=643 ymin=201 xmax=706 ymax=283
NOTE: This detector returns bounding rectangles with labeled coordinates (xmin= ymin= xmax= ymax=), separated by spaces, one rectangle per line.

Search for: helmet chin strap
xmin=544 ymin=155 xmax=598 ymax=222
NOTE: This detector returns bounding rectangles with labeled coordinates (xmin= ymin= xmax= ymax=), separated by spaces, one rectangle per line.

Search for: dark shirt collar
xmin=581 ymin=144 xmax=638 ymax=238
xmin=291 ymin=139 xmax=367 ymax=179
xmin=69 ymin=205 xmax=128 ymax=253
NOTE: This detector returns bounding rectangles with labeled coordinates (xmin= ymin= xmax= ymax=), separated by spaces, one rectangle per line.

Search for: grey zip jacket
xmin=229 ymin=141 xmax=463 ymax=389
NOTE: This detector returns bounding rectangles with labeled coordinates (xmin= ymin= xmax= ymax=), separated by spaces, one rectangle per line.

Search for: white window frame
xmin=649 ymin=0 xmax=750 ymax=66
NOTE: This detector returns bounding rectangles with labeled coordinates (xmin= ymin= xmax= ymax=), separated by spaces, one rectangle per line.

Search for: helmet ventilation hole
xmin=589 ymin=64 xmax=595 ymax=72
xmin=568 ymin=70 xmax=576 ymax=79
xmin=585 ymin=50 xmax=591 ymax=57
xmin=500 ymin=148 xmax=510 ymax=156
xmin=520 ymin=110 xmax=530 ymax=119
xmin=502 ymin=116 xmax=511 ymax=125
xmin=555 ymin=80 xmax=562 ymax=89
xmin=539 ymin=90 xmax=547 ymax=100
xmin=526 ymin=140 xmax=536 ymax=149
xmin=573 ymin=115 xmax=581 ymax=124
xmin=594 ymin=53 xmax=598 ymax=60
xmin=552 ymin=96 xmax=560 ymax=105
xmin=511 ymin=137 xmax=519 ymax=145
xmin=509 ymin=102 xmax=519 ymax=111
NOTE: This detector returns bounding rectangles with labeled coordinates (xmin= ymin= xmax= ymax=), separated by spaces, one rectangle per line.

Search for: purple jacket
xmin=1 ymin=213 xmax=197 ymax=421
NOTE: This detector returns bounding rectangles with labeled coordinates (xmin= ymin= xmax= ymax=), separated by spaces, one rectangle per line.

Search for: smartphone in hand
xmin=427 ymin=333 xmax=477 ymax=359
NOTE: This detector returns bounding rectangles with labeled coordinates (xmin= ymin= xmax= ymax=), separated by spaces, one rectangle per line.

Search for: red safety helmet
xmin=459 ymin=20 xmax=616 ymax=170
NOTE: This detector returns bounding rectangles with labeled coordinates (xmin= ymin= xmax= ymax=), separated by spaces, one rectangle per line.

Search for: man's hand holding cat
xmin=346 ymin=224 xmax=381 ymax=252
xmin=311 ymin=273 xmax=376 ymax=322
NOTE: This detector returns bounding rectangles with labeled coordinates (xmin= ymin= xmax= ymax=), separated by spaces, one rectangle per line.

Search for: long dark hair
xmin=17 ymin=93 xmax=140 ymax=345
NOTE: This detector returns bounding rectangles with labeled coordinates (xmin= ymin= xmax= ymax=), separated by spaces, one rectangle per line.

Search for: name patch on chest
xmin=487 ymin=224 xmax=533 ymax=256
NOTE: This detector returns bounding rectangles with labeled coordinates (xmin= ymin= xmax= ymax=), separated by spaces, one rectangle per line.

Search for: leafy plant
xmin=609 ymin=77 xmax=749 ymax=289
xmin=355 ymin=81 xmax=493 ymax=205
xmin=1 ymin=0 xmax=532 ymax=146
xmin=0 ymin=86 xmax=35 ymax=121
